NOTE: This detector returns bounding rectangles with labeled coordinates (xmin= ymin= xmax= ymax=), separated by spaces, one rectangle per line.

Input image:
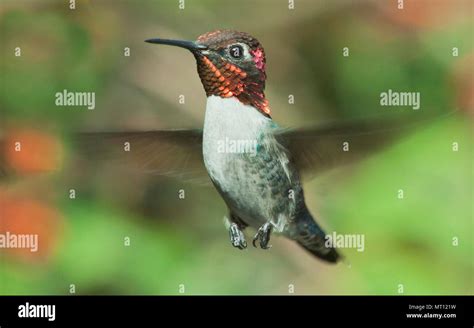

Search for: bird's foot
xmin=229 ymin=223 xmax=247 ymax=250
xmin=252 ymin=222 xmax=272 ymax=249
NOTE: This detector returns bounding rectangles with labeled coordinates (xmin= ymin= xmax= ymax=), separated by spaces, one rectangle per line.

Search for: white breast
xmin=202 ymin=96 xmax=270 ymax=187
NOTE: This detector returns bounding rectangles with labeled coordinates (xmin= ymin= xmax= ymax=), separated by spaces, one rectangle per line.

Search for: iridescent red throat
xmin=195 ymin=53 xmax=271 ymax=117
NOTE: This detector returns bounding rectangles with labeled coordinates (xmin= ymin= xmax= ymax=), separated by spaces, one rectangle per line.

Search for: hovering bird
xmin=143 ymin=30 xmax=345 ymax=261
xmin=74 ymin=30 xmax=435 ymax=263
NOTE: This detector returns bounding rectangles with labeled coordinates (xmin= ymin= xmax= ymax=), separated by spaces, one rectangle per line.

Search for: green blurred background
xmin=0 ymin=0 xmax=472 ymax=295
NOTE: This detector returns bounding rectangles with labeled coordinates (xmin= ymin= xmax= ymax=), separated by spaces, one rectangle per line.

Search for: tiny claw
xmin=229 ymin=223 xmax=247 ymax=250
xmin=252 ymin=236 xmax=258 ymax=248
xmin=252 ymin=222 xmax=273 ymax=250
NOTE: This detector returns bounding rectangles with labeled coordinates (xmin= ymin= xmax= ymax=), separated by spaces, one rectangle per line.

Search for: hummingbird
xmin=141 ymin=30 xmax=344 ymax=262
xmin=20 ymin=30 xmax=434 ymax=263
xmin=67 ymin=29 xmax=439 ymax=263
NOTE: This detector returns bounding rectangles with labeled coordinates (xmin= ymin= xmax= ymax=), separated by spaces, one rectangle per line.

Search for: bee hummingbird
xmin=76 ymin=30 xmax=429 ymax=263
xmin=143 ymin=30 xmax=342 ymax=262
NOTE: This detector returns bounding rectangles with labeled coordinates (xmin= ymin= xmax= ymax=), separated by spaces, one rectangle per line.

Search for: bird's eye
xmin=229 ymin=44 xmax=244 ymax=59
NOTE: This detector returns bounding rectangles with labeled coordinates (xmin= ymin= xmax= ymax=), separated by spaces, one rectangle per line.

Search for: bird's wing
xmin=275 ymin=113 xmax=449 ymax=180
xmin=75 ymin=129 xmax=209 ymax=184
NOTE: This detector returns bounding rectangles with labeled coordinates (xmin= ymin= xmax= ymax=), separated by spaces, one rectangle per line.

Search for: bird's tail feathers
xmin=295 ymin=211 xmax=341 ymax=263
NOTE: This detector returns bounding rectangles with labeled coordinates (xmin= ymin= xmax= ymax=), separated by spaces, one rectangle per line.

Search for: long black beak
xmin=145 ymin=38 xmax=208 ymax=51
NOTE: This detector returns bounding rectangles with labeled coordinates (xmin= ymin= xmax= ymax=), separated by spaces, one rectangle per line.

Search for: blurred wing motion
xmin=78 ymin=116 xmax=425 ymax=182
xmin=2 ymin=112 xmax=452 ymax=182
xmin=76 ymin=129 xmax=209 ymax=184
xmin=276 ymin=113 xmax=451 ymax=179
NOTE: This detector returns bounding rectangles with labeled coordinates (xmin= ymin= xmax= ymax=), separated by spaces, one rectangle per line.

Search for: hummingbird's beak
xmin=145 ymin=38 xmax=208 ymax=52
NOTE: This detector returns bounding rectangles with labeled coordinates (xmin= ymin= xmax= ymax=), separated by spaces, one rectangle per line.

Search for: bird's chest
xmin=203 ymin=97 xmax=282 ymax=210
xmin=202 ymin=96 xmax=267 ymax=190
xmin=202 ymin=97 xmax=295 ymax=228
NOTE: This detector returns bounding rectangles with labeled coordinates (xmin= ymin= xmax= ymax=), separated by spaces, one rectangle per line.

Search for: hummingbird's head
xmin=146 ymin=30 xmax=270 ymax=117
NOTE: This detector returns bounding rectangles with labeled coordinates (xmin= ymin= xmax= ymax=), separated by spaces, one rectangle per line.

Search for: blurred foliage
xmin=0 ymin=0 xmax=473 ymax=295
